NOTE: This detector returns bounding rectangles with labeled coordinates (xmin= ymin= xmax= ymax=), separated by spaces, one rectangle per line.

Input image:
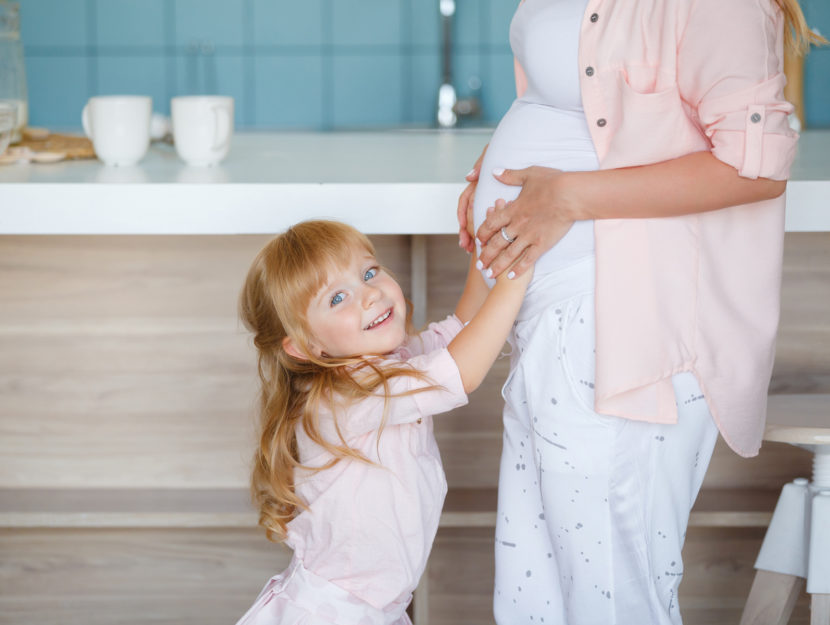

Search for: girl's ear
xmin=282 ymin=336 xmax=308 ymax=361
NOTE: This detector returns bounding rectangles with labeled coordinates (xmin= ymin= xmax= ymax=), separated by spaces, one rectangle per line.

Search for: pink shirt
xmin=286 ymin=316 xmax=467 ymax=610
xmin=514 ymin=0 xmax=797 ymax=456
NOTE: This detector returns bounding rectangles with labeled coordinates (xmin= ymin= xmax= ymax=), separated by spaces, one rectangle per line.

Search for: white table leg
xmin=410 ymin=234 xmax=427 ymax=330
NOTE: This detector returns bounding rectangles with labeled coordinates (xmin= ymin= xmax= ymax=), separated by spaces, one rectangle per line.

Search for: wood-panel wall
xmin=1 ymin=232 xmax=827 ymax=624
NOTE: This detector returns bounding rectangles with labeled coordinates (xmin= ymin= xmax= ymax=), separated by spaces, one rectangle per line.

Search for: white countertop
xmin=0 ymin=129 xmax=827 ymax=234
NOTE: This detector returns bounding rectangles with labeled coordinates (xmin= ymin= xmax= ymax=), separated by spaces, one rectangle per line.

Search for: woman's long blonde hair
xmin=776 ymin=0 xmax=827 ymax=55
xmin=239 ymin=220 xmax=434 ymax=542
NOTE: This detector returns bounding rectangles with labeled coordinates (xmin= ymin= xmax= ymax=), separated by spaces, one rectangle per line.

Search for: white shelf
xmin=0 ymin=129 xmax=827 ymax=234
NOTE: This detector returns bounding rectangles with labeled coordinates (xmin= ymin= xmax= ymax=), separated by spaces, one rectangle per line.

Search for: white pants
xmin=494 ymin=258 xmax=719 ymax=625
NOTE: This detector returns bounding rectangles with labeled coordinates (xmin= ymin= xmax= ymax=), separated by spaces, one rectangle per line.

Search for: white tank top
xmin=473 ymin=0 xmax=597 ymax=283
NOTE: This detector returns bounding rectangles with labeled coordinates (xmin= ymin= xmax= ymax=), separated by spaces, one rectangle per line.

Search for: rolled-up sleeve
xmin=678 ymin=0 xmax=797 ymax=180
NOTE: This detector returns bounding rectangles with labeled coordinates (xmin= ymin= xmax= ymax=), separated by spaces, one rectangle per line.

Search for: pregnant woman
xmin=456 ymin=0 xmax=820 ymax=623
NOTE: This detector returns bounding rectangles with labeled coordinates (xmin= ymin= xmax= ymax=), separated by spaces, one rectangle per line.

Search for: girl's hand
xmin=457 ymin=144 xmax=488 ymax=253
xmin=476 ymin=166 xmax=578 ymax=279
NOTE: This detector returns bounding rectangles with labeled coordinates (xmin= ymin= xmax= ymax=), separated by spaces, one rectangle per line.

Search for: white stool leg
xmin=741 ymin=478 xmax=811 ymax=625
xmin=756 ymin=478 xmax=811 ymax=577
xmin=807 ymin=491 xmax=830 ymax=625
xmin=812 ymin=595 xmax=830 ymax=625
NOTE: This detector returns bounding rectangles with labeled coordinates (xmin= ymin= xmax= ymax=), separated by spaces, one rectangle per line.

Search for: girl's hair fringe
xmin=239 ymin=220 xmax=435 ymax=542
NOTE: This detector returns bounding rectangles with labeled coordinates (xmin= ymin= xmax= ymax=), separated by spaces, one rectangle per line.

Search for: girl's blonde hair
xmin=239 ymin=220 xmax=434 ymax=542
xmin=776 ymin=0 xmax=827 ymax=55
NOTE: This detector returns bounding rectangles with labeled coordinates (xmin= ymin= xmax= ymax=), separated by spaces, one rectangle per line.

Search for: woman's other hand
xmin=457 ymin=144 xmax=488 ymax=253
xmin=476 ymin=166 xmax=577 ymax=279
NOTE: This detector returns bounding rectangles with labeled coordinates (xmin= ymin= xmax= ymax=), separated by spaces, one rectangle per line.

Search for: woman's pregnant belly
xmin=474 ymin=100 xmax=600 ymax=282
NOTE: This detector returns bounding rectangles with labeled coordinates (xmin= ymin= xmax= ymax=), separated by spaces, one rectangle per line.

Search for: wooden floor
xmin=0 ymin=526 xmax=812 ymax=625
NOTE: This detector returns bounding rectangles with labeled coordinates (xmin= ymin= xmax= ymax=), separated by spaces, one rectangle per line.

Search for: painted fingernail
xmin=507 ymin=271 xmax=516 ymax=280
xmin=486 ymin=268 xmax=493 ymax=279
xmin=466 ymin=169 xmax=476 ymax=178
xmin=476 ymin=259 xmax=483 ymax=271
xmin=492 ymin=168 xmax=505 ymax=176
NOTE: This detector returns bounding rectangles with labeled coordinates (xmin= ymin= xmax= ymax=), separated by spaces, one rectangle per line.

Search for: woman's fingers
xmin=457 ymin=144 xmax=491 ymax=252
xmin=475 ymin=199 xmax=511 ymax=250
xmin=456 ymin=182 xmax=477 ymax=252
xmin=491 ymin=167 xmax=529 ymax=188
xmin=475 ymin=200 xmax=515 ymax=271
xmin=501 ymin=243 xmax=539 ymax=279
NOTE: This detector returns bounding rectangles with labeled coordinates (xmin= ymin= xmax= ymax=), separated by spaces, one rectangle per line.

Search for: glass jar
xmin=0 ymin=1 xmax=28 ymax=143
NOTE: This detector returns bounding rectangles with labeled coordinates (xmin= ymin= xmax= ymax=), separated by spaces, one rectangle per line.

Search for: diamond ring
xmin=500 ymin=227 xmax=517 ymax=244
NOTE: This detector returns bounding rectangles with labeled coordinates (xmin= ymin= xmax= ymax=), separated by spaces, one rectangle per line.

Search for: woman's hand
xmin=457 ymin=144 xmax=489 ymax=252
xmin=476 ymin=166 xmax=578 ymax=279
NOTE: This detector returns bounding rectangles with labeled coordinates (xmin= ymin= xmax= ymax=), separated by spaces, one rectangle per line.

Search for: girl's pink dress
xmin=236 ymin=316 xmax=468 ymax=625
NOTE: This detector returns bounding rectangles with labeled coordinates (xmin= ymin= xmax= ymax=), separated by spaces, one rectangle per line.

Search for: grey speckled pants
xmin=493 ymin=257 xmax=719 ymax=625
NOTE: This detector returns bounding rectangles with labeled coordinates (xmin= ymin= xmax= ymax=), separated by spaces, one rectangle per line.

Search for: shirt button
xmin=590 ymin=12 xmax=599 ymax=22
xmin=597 ymin=118 xmax=607 ymax=127
xmin=750 ymin=112 xmax=762 ymax=123
xmin=585 ymin=66 xmax=595 ymax=77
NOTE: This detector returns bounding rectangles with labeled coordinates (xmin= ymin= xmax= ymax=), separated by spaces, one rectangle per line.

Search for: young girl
xmin=234 ymin=218 xmax=530 ymax=625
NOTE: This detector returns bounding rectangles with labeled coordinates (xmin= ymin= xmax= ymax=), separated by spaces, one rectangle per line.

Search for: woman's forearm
xmin=567 ymin=151 xmax=787 ymax=221
xmin=477 ymin=151 xmax=788 ymax=279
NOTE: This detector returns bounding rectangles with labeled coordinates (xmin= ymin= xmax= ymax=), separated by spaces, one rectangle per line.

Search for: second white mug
xmin=82 ymin=95 xmax=152 ymax=167
xmin=171 ymin=96 xmax=234 ymax=166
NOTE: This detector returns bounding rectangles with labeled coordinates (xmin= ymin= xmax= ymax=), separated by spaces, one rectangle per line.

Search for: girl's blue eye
xmin=330 ymin=292 xmax=344 ymax=307
xmin=364 ymin=267 xmax=378 ymax=281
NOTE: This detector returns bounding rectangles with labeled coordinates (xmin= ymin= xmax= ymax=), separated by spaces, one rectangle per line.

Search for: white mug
xmin=82 ymin=95 xmax=152 ymax=166
xmin=171 ymin=96 xmax=234 ymax=166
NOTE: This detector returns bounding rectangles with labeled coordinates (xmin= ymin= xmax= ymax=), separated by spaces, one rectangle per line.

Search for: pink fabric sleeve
xmin=322 ymin=348 xmax=467 ymax=439
xmin=677 ymin=0 xmax=797 ymax=180
xmin=401 ymin=314 xmax=465 ymax=357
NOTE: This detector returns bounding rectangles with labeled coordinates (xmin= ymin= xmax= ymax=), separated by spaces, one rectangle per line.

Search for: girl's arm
xmin=448 ymin=252 xmax=530 ymax=393
xmin=474 ymin=151 xmax=787 ymax=278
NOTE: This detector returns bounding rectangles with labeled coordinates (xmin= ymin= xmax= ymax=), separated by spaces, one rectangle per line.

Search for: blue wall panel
xmin=331 ymin=0 xmax=402 ymax=47
xmin=803 ymin=0 xmax=830 ymax=128
xmin=332 ymin=54 xmax=404 ymax=128
xmin=174 ymin=0 xmax=245 ymax=49
xmin=252 ymin=0 xmax=324 ymax=47
xmin=253 ymin=55 xmax=324 ymax=128
xmin=17 ymin=0 xmax=830 ymax=131
xmin=20 ymin=0 xmax=89 ymax=47
xmin=25 ymin=56 xmax=90 ymax=128
xmin=96 ymin=0 xmax=166 ymax=48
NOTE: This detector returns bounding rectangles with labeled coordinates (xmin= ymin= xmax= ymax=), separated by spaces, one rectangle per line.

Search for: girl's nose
xmin=362 ymin=284 xmax=381 ymax=308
